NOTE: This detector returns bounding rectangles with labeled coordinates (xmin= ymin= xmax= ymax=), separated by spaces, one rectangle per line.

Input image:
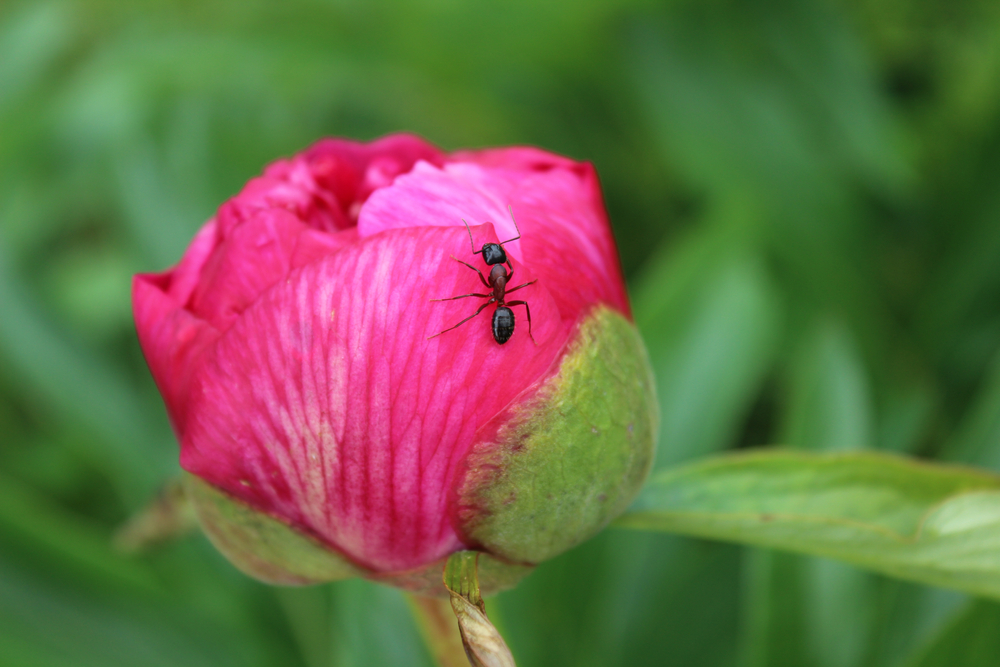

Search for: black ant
xmin=428 ymin=205 xmax=536 ymax=345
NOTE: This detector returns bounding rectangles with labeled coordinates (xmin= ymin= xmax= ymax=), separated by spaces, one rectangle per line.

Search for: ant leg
xmin=506 ymin=300 xmax=536 ymax=345
xmin=451 ymin=256 xmax=490 ymax=288
xmin=427 ymin=299 xmax=495 ymax=340
xmin=497 ymin=204 xmax=522 ymax=245
xmin=430 ymin=292 xmax=490 ymax=302
xmin=505 ymin=279 xmax=537 ymax=296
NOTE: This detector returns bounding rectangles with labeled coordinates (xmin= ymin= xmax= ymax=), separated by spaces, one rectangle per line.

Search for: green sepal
xmin=186 ymin=475 xmax=533 ymax=594
xmin=456 ymin=306 xmax=658 ymax=563
xmin=185 ymin=475 xmax=362 ymax=585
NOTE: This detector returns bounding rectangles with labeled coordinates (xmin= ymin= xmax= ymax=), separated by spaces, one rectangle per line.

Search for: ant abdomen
xmin=492 ymin=307 xmax=515 ymax=344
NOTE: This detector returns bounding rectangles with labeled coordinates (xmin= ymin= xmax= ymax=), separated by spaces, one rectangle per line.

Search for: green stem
xmin=407 ymin=593 xmax=470 ymax=667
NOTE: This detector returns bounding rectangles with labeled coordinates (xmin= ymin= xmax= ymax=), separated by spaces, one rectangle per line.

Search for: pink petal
xmin=133 ymin=276 xmax=220 ymax=433
xmin=217 ymin=157 xmax=351 ymax=233
xmin=163 ymin=220 xmax=220 ymax=305
xmin=359 ymin=160 xmax=631 ymax=320
xmin=189 ymin=208 xmax=356 ymax=331
xmin=180 ymin=225 xmax=567 ymax=572
xmin=450 ymin=145 xmax=585 ymax=173
xmin=218 ymin=134 xmax=446 ymax=234
xmin=303 ymin=134 xmax=446 ymax=223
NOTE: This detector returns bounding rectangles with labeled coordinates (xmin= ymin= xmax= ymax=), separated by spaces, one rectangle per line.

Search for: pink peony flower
xmin=133 ymin=134 xmax=656 ymax=589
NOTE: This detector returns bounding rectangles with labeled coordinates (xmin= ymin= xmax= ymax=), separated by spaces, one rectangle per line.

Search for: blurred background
xmin=3 ymin=0 xmax=1000 ymax=665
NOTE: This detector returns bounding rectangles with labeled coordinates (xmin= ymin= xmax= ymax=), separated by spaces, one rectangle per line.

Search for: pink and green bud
xmin=132 ymin=135 xmax=657 ymax=593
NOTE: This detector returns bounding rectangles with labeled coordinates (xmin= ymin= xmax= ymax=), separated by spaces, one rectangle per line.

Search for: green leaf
xmin=737 ymin=549 xmax=813 ymax=667
xmin=0 ymin=470 xmax=158 ymax=596
xmin=0 ymin=1 xmax=73 ymax=113
xmin=617 ymin=450 xmax=1000 ymax=599
xmin=904 ymin=600 xmax=1000 ymax=667
xmin=331 ymin=580 xmax=433 ymax=667
xmin=0 ymin=556 xmax=264 ymax=667
xmin=634 ymin=227 xmax=781 ymax=466
xmin=741 ymin=319 xmax=876 ymax=667
xmin=780 ymin=319 xmax=873 ymax=452
xmin=0 ymin=248 xmax=166 ymax=502
xmin=945 ymin=349 xmax=1000 ymax=470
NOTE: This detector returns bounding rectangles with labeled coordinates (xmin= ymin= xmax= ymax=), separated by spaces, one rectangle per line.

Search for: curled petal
xmin=451 ymin=145 xmax=584 ymax=173
xmin=217 ymin=134 xmax=446 ymax=234
xmin=132 ymin=276 xmax=220 ymax=433
xmin=189 ymin=208 xmax=356 ymax=331
xmin=304 ymin=134 xmax=446 ymax=223
xmin=359 ymin=159 xmax=629 ymax=320
xmin=162 ymin=220 xmax=220 ymax=305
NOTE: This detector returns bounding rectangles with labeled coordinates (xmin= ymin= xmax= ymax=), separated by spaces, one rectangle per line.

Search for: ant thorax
xmin=489 ymin=264 xmax=508 ymax=287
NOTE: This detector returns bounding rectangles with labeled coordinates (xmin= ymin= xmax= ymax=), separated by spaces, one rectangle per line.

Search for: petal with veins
xmin=180 ymin=226 xmax=566 ymax=571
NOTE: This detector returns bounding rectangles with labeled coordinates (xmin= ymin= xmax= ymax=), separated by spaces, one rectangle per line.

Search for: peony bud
xmin=133 ymin=134 xmax=657 ymax=594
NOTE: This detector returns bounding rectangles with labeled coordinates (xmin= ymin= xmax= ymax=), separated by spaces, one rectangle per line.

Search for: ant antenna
xmin=461 ymin=205 xmax=522 ymax=255
xmin=498 ymin=205 xmax=522 ymax=246
xmin=461 ymin=218 xmax=479 ymax=256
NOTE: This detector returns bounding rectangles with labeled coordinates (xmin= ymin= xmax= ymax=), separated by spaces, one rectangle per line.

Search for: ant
xmin=427 ymin=205 xmax=536 ymax=345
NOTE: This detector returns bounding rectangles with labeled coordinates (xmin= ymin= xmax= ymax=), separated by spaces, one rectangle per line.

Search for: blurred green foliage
xmin=3 ymin=0 xmax=1000 ymax=665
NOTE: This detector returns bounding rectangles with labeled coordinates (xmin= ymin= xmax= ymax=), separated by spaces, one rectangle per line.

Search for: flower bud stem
xmin=407 ymin=551 xmax=518 ymax=667
xmin=407 ymin=594 xmax=470 ymax=667
xmin=442 ymin=551 xmax=517 ymax=667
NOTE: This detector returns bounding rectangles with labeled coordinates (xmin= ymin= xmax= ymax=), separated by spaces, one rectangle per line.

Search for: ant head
xmin=463 ymin=206 xmax=521 ymax=265
xmin=480 ymin=243 xmax=507 ymax=266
